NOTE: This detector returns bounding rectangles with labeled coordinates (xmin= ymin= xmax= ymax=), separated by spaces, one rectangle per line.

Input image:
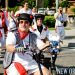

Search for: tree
xmin=0 ymin=0 xmax=5 ymax=8
xmin=59 ymin=0 xmax=71 ymax=13
xmin=59 ymin=0 xmax=70 ymax=8
xmin=28 ymin=0 xmax=36 ymax=8
xmin=44 ymin=0 xmax=55 ymax=8
xmin=44 ymin=0 xmax=48 ymax=8
xmin=71 ymin=8 xmax=75 ymax=15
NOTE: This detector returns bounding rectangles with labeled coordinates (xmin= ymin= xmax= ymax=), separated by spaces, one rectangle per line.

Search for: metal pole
xmin=56 ymin=0 xmax=59 ymax=12
xmin=5 ymin=0 xmax=8 ymax=10
xmin=36 ymin=0 xmax=38 ymax=12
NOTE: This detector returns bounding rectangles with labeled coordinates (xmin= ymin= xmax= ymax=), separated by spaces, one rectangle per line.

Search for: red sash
xmin=14 ymin=62 xmax=28 ymax=75
xmin=4 ymin=62 xmax=28 ymax=75
xmin=0 ymin=30 xmax=2 ymax=38
xmin=0 ymin=11 xmax=8 ymax=33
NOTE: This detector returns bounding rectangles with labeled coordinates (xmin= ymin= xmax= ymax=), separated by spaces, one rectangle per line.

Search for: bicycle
xmin=37 ymin=40 xmax=59 ymax=75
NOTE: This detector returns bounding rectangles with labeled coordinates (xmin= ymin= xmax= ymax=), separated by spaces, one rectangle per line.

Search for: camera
xmin=61 ymin=21 xmax=64 ymax=23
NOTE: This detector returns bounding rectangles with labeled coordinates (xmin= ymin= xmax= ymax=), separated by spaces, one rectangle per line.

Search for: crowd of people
xmin=0 ymin=1 xmax=68 ymax=75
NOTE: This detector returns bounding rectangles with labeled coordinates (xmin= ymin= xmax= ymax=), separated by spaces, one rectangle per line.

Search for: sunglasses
xmin=19 ymin=20 xmax=29 ymax=24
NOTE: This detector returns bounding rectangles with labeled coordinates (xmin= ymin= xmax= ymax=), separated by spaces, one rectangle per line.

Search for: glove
xmin=16 ymin=47 xmax=25 ymax=52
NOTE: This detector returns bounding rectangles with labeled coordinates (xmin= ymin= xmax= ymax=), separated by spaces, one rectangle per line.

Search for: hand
xmin=45 ymin=41 xmax=50 ymax=47
xmin=40 ymin=41 xmax=50 ymax=51
xmin=16 ymin=47 xmax=25 ymax=52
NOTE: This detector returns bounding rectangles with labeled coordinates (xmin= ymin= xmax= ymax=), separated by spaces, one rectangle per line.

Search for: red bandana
xmin=18 ymin=29 xmax=29 ymax=40
xmin=0 ymin=31 xmax=2 ymax=38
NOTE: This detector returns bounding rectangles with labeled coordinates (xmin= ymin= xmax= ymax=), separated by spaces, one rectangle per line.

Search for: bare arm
xmin=36 ymin=39 xmax=50 ymax=50
xmin=6 ymin=32 xmax=16 ymax=52
xmin=6 ymin=44 xmax=15 ymax=52
xmin=54 ymin=12 xmax=58 ymax=19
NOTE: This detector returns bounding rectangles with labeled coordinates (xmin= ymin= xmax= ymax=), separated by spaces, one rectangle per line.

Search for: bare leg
xmin=32 ymin=66 xmax=52 ymax=75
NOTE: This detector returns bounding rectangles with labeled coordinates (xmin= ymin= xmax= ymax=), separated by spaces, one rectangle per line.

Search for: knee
xmin=42 ymin=67 xmax=52 ymax=75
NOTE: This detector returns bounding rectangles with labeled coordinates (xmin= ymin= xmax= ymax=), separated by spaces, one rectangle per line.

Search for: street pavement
xmin=45 ymin=27 xmax=75 ymax=66
xmin=50 ymin=27 xmax=75 ymax=75
xmin=54 ymin=27 xmax=75 ymax=66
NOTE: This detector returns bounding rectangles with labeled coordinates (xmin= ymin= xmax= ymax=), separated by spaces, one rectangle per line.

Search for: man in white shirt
xmin=54 ymin=7 xmax=66 ymax=43
xmin=15 ymin=1 xmax=32 ymax=17
xmin=32 ymin=7 xmax=37 ymax=16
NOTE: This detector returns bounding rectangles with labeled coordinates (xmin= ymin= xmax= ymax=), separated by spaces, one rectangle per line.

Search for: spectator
xmin=54 ymin=7 xmax=67 ymax=43
xmin=32 ymin=7 xmax=37 ymax=25
xmin=15 ymin=1 xmax=32 ymax=17
xmin=32 ymin=7 xmax=37 ymax=16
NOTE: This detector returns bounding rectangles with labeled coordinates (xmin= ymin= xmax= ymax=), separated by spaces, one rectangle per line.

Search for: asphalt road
xmin=51 ymin=27 xmax=75 ymax=75
xmin=55 ymin=27 xmax=75 ymax=66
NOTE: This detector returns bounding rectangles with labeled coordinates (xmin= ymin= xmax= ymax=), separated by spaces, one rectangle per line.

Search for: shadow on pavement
xmin=68 ymin=43 xmax=75 ymax=48
xmin=65 ymin=36 xmax=75 ymax=39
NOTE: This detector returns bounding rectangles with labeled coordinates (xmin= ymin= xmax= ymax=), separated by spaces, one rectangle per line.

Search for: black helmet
xmin=34 ymin=14 xmax=45 ymax=21
xmin=18 ymin=13 xmax=34 ymax=25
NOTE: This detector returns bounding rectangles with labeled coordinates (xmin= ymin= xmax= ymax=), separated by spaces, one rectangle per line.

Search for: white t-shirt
xmin=14 ymin=10 xmax=20 ymax=17
xmin=6 ymin=32 xmax=16 ymax=45
xmin=15 ymin=8 xmax=32 ymax=16
xmin=30 ymin=25 xmax=52 ymax=40
xmin=54 ymin=12 xmax=67 ymax=26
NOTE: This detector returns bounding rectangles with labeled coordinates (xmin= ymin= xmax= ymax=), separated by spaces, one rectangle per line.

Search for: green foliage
xmin=44 ymin=0 xmax=55 ymax=8
xmin=43 ymin=16 xmax=55 ymax=28
xmin=8 ymin=0 xmax=36 ymax=12
xmin=28 ymin=0 xmax=36 ymax=8
xmin=59 ymin=0 xmax=70 ymax=8
xmin=8 ymin=0 xmax=55 ymax=11
xmin=8 ymin=0 xmax=36 ymax=10
xmin=44 ymin=0 xmax=48 ymax=8
xmin=8 ymin=6 xmax=19 ymax=12
xmin=19 ymin=0 xmax=36 ymax=8
xmin=71 ymin=8 xmax=75 ymax=15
